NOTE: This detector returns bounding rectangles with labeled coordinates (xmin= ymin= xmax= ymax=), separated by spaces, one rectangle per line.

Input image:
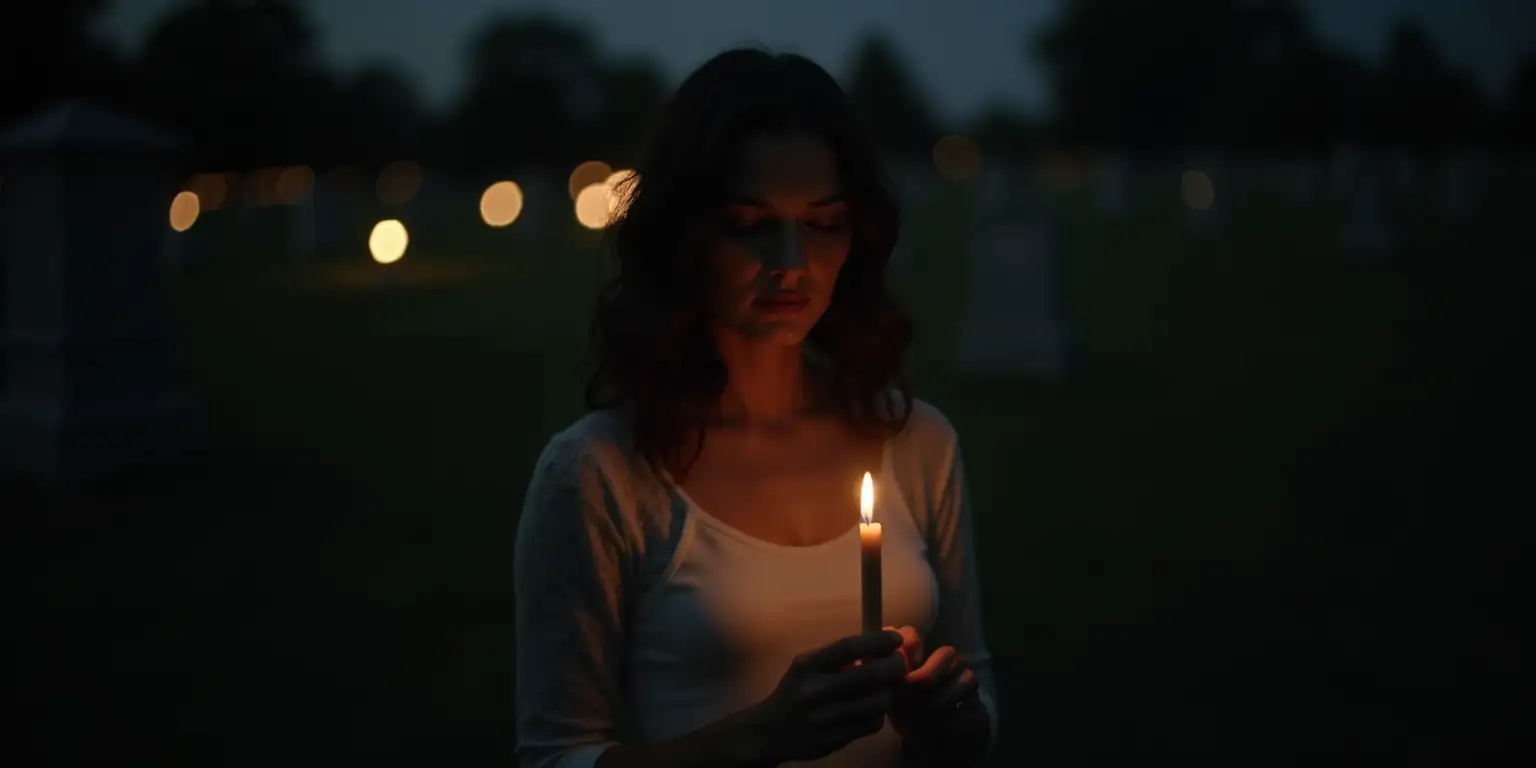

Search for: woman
xmin=514 ymin=48 xmax=996 ymax=768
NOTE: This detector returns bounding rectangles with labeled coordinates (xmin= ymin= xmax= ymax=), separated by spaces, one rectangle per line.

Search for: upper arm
xmin=920 ymin=409 xmax=1000 ymax=754
xmin=514 ymin=435 xmax=629 ymax=768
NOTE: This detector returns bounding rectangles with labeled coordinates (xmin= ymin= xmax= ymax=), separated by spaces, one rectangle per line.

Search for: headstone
xmin=1345 ymin=168 xmax=1393 ymax=263
xmin=1094 ymin=153 xmax=1129 ymax=215
xmin=0 ymin=101 xmax=200 ymax=485
xmin=954 ymin=213 xmax=1072 ymax=379
xmin=1440 ymin=151 xmax=1478 ymax=219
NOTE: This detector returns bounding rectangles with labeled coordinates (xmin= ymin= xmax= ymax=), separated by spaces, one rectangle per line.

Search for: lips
xmin=754 ymin=294 xmax=810 ymax=313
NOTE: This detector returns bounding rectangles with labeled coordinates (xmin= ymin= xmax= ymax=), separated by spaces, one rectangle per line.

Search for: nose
xmin=760 ymin=221 xmax=807 ymax=274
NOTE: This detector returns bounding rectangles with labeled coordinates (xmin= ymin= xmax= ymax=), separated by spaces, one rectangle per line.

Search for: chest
xmin=679 ymin=429 xmax=881 ymax=548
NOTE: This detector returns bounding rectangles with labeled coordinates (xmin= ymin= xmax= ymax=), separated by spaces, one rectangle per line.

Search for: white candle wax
xmin=859 ymin=471 xmax=882 ymax=633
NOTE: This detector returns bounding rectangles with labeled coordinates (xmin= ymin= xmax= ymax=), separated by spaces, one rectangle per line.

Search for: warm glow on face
xmin=369 ymin=219 xmax=409 ymax=264
xmin=860 ymin=472 xmax=875 ymax=524
xmin=169 ymin=190 xmax=200 ymax=232
xmin=480 ymin=180 xmax=525 ymax=227
xmin=574 ymin=183 xmax=612 ymax=230
xmin=568 ymin=160 xmax=613 ymax=201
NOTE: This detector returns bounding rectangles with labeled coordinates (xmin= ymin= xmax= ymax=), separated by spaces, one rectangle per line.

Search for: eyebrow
xmin=728 ymin=192 xmax=847 ymax=207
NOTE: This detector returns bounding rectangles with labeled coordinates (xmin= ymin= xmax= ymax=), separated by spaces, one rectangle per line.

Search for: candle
xmin=859 ymin=471 xmax=882 ymax=633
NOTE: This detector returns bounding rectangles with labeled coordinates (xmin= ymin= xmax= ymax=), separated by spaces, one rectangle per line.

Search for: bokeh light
xmin=377 ymin=161 xmax=422 ymax=205
xmin=480 ymin=180 xmax=525 ymax=227
xmin=369 ymin=219 xmax=409 ymax=264
xmin=187 ymin=173 xmax=228 ymax=210
xmin=574 ymin=183 xmax=613 ymax=230
xmin=568 ymin=160 xmax=612 ymax=200
xmin=249 ymin=166 xmax=283 ymax=206
xmin=1181 ymin=169 xmax=1215 ymax=211
xmin=169 ymin=190 xmax=200 ymax=232
xmin=933 ymin=136 xmax=982 ymax=182
xmin=604 ymin=169 xmax=637 ymax=216
xmin=276 ymin=165 xmax=315 ymax=205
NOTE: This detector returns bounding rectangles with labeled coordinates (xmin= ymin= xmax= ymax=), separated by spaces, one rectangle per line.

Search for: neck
xmin=713 ymin=331 xmax=811 ymax=426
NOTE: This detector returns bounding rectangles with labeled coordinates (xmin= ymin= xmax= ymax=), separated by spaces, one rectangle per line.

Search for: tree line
xmin=4 ymin=0 xmax=1532 ymax=175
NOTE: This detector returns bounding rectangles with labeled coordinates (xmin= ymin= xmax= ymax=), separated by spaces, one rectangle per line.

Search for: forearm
xmin=594 ymin=705 xmax=771 ymax=768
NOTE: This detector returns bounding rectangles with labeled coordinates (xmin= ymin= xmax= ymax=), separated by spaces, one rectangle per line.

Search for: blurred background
xmin=4 ymin=0 xmax=1529 ymax=763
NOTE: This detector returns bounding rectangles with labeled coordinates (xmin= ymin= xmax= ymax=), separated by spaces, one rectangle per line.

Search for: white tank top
xmin=629 ymin=447 xmax=940 ymax=766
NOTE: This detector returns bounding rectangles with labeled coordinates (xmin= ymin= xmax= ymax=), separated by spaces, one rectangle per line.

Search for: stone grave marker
xmin=0 ymin=101 xmax=200 ymax=485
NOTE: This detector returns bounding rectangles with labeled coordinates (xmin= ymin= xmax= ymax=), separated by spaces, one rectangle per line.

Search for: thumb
xmin=885 ymin=625 xmax=924 ymax=673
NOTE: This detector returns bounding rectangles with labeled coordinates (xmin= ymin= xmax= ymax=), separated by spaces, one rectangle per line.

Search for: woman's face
xmin=703 ymin=131 xmax=852 ymax=346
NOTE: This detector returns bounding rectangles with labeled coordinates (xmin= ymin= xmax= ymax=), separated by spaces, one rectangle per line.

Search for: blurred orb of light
xmin=1181 ymin=169 xmax=1215 ymax=211
xmin=377 ymin=161 xmax=422 ymax=205
xmin=369 ymin=219 xmax=409 ymax=264
xmin=188 ymin=173 xmax=228 ymax=210
xmin=574 ymin=183 xmax=613 ymax=230
xmin=604 ymin=169 xmax=637 ymax=216
xmin=249 ymin=166 xmax=283 ymax=206
xmin=480 ymin=180 xmax=525 ymax=227
xmin=568 ymin=160 xmax=612 ymax=201
xmin=1039 ymin=149 xmax=1083 ymax=190
xmin=169 ymin=190 xmax=200 ymax=232
xmin=932 ymin=136 xmax=982 ymax=182
xmin=276 ymin=165 xmax=315 ymax=205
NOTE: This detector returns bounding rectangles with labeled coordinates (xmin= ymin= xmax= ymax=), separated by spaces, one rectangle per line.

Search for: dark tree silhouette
xmin=968 ymin=103 xmax=1040 ymax=161
xmin=1503 ymin=53 xmax=1536 ymax=147
xmin=0 ymin=0 xmax=125 ymax=129
xmin=449 ymin=15 xmax=605 ymax=174
xmin=1033 ymin=0 xmax=1373 ymax=155
xmin=591 ymin=56 xmax=668 ymax=166
xmin=337 ymin=64 xmax=430 ymax=165
xmin=843 ymin=32 xmax=941 ymax=160
xmin=133 ymin=0 xmax=338 ymax=168
xmin=1367 ymin=19 xmax=1493 ymax=152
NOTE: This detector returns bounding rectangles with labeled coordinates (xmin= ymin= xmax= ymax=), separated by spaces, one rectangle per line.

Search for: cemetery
xmin=4 ymin=100 xmax=1527 ymax=761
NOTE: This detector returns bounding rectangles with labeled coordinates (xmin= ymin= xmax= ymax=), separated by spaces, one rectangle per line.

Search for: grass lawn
xmin=9 ymin=176 xmax=1523 ymax=764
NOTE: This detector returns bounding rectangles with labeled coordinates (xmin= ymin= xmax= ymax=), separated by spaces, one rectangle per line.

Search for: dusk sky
xmin=100 ymin=0 xmax=1535 ymax=122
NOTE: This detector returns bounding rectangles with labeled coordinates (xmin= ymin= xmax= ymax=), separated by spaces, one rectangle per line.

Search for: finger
xmin=809 ymin=686 xmax=891 ymax=726
xmin=904 ymin=645 xmax=960 ymax=686
xmin=809 ymin=654 xmax=907 ymax=701
xmin=925 ymin=667 xmax=980 ymax=713
xmin=810 ymin=689 xmax=892 ymax=740
xmin=797 ymin=630 xmax=902 ymax=671
xmin=884 ymin=625 xmax=923 ymax=672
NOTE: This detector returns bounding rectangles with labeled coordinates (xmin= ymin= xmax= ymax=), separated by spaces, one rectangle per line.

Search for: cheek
xmin=807 ymin=238 xmax=851 ymax=298
xmin=706 ymin=244 xmax=764 ymax=310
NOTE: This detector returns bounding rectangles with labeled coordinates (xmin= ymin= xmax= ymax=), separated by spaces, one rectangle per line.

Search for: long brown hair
xmin=586 ymin=48 xmax=914 ymax=480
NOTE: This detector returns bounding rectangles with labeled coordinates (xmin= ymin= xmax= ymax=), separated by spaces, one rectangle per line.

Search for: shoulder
xmin=886 ymin=394 xmax=960 ymax=461
xmin=522 ymin=408 xmax=675 ymax=547
xmin=898 ymin=397 xmax=959 ymax=448
xmin=536 ymin=408 xmax=640 ymax=479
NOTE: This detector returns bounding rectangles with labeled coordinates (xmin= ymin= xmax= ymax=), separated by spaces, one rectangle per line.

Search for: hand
xmin=742 ymin=630 xmax=909 ymax=765
xmin=889 ymin=639 xmax=989 ymax=764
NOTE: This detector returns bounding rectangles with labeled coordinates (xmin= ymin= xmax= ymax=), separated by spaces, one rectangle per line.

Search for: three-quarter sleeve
xmin=926 ymin=433 xmax=999 ymax=757
xmin=514 ymin=435 xmax=630 ymax=768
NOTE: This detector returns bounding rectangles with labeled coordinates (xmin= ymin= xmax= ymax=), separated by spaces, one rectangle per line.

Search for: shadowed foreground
xmin=8 ymin=181 xmax=1523 ymax=764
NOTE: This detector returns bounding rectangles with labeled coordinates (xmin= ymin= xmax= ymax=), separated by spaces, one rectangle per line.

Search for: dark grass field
xmin=8 ymin=175 xmax=1525 ymax=764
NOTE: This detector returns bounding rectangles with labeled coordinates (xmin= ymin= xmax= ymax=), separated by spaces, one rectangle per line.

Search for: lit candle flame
xmin=860 ymin=471 xmax=874 ymax=525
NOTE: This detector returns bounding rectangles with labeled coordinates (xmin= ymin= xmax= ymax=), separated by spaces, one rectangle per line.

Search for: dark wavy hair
xmin=586 ymin=48 xmax=914 ymax=480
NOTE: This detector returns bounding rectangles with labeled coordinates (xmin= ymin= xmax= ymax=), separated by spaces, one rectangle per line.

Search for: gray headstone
xmin=954 ymin=214 xmax=1072 ymax=379
xmin=1 ymin=101 xmax=200 ymax=485
xmin=1095 ymin=154 xmax=1129 ymax=215
xmin=1346 ymin=170 xmax=1393 ymax=263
